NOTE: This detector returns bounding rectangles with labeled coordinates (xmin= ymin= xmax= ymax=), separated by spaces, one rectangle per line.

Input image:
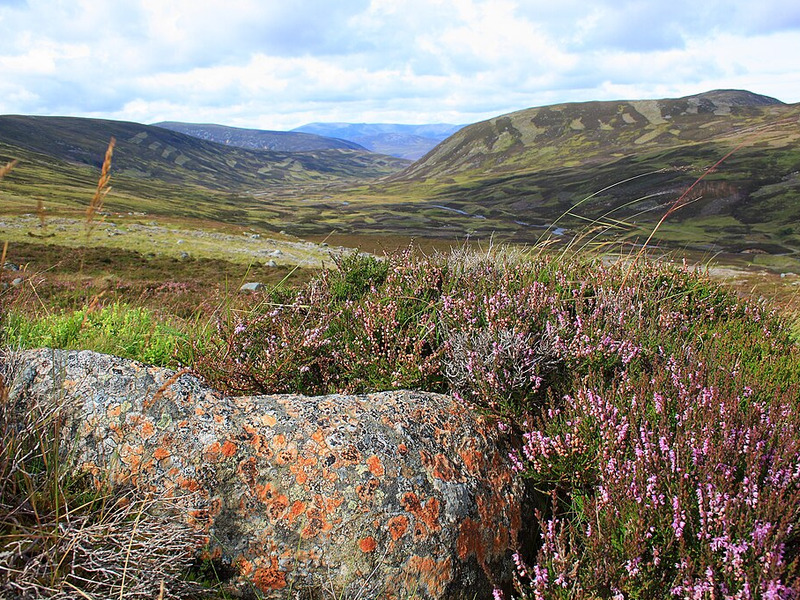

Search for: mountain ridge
xmin=152 ymin=121 xmax=368 ymax=152
xmin=292 ymin=122 xmax=464 ymax=160
xmin=390 ymin=89 xmax=790 ymax=182
xmin=0 ymin=115 xmax=409 ymax=192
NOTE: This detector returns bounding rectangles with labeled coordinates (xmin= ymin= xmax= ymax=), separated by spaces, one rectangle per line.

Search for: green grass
xmin=2 ymin=302 xmax=194 ymax=366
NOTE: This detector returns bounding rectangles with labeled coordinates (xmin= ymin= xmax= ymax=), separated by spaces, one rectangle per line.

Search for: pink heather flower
xmin=492 ymin=588 xmax=504 ymax=600
xmin=512 ymin=552 xmax=529 ymax=579
xmin=508 ymin=451 xmax=525 ymax=473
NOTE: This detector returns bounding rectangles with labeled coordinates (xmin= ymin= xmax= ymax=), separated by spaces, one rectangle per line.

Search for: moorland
xmin=1 ymin=89 xmax=800 ymax=598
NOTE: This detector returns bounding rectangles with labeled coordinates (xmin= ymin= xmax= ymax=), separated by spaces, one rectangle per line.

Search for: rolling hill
xmin=0 ymin=114 xmax=410 ymax=227
xmin=0 ymin=115 xmax=408 ymax=191
xmin=292 ymin=123 xmax=464 ymax=160
xmin=2 ymin=91 xmax=799 ymax=269
xmin=152 ymin=121 xmax=367 ymax=152
xmin=352 ymin=90 xmax=800 ymax=259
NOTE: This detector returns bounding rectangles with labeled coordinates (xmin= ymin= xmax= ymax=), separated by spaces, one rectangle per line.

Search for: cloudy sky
xmin=1 ymin=0 xmax=799 ymax=130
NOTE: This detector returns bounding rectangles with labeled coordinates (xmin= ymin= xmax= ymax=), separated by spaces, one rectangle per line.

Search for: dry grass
xmin=0 ymin=159 xmax=17 ymax=182
xmin=81 ymin=137 xmax=115 ymax=274
xmin=0 ymin=350 xmax=208 ymax=599
xmin=86 ymin=138 xmax=115 ymax=231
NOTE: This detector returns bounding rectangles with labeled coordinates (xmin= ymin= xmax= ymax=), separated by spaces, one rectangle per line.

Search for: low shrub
xmin=4 ymin=243 xmax=799 ymax=597
xmin=194 ymin=247 xmax=800 ymax=597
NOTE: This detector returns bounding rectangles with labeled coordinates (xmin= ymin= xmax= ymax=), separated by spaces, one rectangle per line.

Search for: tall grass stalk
xmin=81 ymin=137 xmax=115 ymax=274
xmin=0 ymin=159 xmax=16 ymax=181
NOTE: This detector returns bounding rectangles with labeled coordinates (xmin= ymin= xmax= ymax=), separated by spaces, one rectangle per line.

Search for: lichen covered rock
xmin=7 ymin=349 xmax=527 ymax=599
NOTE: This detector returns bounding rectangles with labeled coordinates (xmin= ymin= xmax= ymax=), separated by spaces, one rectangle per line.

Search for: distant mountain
xmin=292 ymin=123 xmax=464 ymax=160
xmin=0 ymin=115 xmax=409 ymax=193
xmin=153 ymin=121 xmax=367 ymax=152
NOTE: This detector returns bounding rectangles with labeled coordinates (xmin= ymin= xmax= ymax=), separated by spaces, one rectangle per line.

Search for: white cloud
xmin=0 ymin=0 xmax=798 ymax=128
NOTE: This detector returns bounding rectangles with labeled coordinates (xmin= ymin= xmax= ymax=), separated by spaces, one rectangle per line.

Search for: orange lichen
xmin=120 ymin=444 xmax=144 ymax=470
xmin=267 ymin=495 xmax=289 ymax=520
xmin=401 ymin=492 xmax=441 ymax=538
xmin=366 ymin=454 xmax=385 ymax=477
xmin=139 ymin=420 xmax=155 ymax=439
xmin=153 ymin=447 xmax=170 ymax=461
xmin=311 ymin=428 xmax=326 ymax=446
xmin=204 ymin=441 xmax=221 ymax=461
xmin=235 ymin=556 xmax=254 ymax=577
xmin=253 ymin=558 xmax=286 ymax=591
xmin=180 ymin=477 xmax=201 ymax=492
xmin=320 ymin=493 xmax=344 ymax=513
xmin=276 ymin=446 xmax=298 ymax=465
xmin=286 ymin=500 xmax=306 ymax=524
xmin=387 ymin=515 xmax=409 ymax=541
xmin=359 ymin=536 xmax=378 ymax=553
xmin=261 ymin=413 xmax=277 ymax=427
xmin=397 ymin=443 xmax=408 ymax=455
xmin=459 ymin=449 xmax=485 ymax=474
xmin=401 ymin=492 xmax=421 ymax=513
xmin=419 ymin=498 xmax=441 ymax=533
xmin=456 ymin=517 xmax=485 ymax=563
xmin=255 ymin=482 xmax=275 ymax=504
xmin=301 ymin=512 xmax=330 ymax=539
xmin=405 ymin=555 xmax=453 ymax=599
xmin=107 ymin=405 xmax=122 ymax=419
xmin=421 ymin=450 xmax=457 ymax=481
xmin=221 ymin=440 xmax=238 ymax=458
xmin=290 ymin=455 xmax=318 ymax=485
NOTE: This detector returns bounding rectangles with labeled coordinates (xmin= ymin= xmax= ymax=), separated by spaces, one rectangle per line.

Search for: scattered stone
xmin=177 ymin=239 xmax=185 ymax=244
xmin=266 ymin=260 xmax=278 ymax=267
xmin=250 ymin=234 xmax=261 ymax=240
xmin=5 ymin=349 xmax=530 ymax=600
xmin=240 ymin=282 xmax=265 ymax=292
xmin=179 ymin=251 xmax=190 ymax=260
xmin=3 ymin=262 xmax=19 ymax=271
xmin=780 ymin=272 xmax=796 ymax=278
xmin=11 ymin=277 xmax=23 ymax=287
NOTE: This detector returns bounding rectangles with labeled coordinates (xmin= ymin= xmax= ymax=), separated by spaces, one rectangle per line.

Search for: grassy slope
xmin=317 ymin=92 xmax=800 ymax=263
xmin=0 ymin=115 xmax=408 ymax=190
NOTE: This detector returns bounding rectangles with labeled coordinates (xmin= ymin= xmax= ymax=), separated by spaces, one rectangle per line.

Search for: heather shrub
xmin=194 ymin=246 xmax=800 ymax=597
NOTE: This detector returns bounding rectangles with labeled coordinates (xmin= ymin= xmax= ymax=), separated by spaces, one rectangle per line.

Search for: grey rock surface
xmin=5 ymin=349 xmax=528 ymax=600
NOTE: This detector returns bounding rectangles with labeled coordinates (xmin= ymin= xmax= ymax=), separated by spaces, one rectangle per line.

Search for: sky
xmin=0 ymin=0 xmax=799 ymax=130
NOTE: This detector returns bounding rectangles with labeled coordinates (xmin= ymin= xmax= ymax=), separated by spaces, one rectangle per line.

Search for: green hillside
xmin=0 ymin=114 xmax=410 ymax=230
xmin=0 ymin=115 xmax=407 ymax=191
xmin=316 ymin=90 xmax=800 ymax=263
